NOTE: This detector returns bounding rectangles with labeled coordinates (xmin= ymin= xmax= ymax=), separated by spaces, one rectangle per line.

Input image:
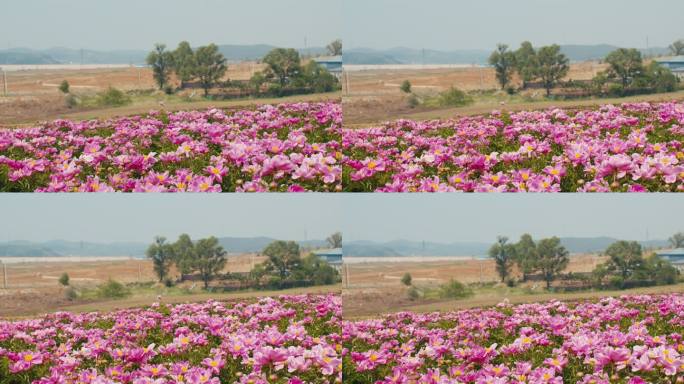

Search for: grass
xmin=1 ymin=90 xmax=341 ymax=128
xmin=345 ymin=89 xmax=684 ymax=128
xmin=345 ymin=282 xmax=684 ymax=319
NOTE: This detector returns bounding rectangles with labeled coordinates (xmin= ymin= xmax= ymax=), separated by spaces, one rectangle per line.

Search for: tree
xmin=262 ymin=240 xmax=302 ymax=279
xmin=263 ymin=48 xmax=302 ymax=87
xmin=514 ymin=41 xmax=538 ymax=89
xmin=146 ymin=236 xmax=173 ymax=282
xmin=604 ymin=241 xmax=644 ymax=286
xmin=58 ymin=272 xmax=70 ymax=286
xmin=669 ymin=39 xmax=684 ymax=56
xmin=171 ymin=234 xmax=196 ymax=280
xmin=639 ymin=62 xmax=678 ymax=93
xmin=536 ymin=45 xmax=569 ymax=97
xmin=400 ymin=80 xmax=412 ymax=93
xmin=193 ymin=236 xmax=227 ymax=289
xmin=146 ymin=44 xmax=173 ymax=90
xmin=192 ymin=44 xmax=227 ymax=97
xmin=536 ymin=237 xmax=569 ymax=289
xmin=605 ymin=48 xmax=643 ymax=89
xmin=58 ymin=80 xmax=70 ymax=94
xmin=514 ymin=233 xmax=539 ymax=281
xmin=298 ymin=61 xmax=338 ymax=92
xmin=327 ymin=39 xmax=343 ymax=56
xmin=326 ymin=232 xmax=343 ymax=248
xmin=669 ymin=232 xmax=684 ymax=248
xmin=489 ymin=44 xmax=516 ymax=90
xmin=489 ymin=236 xmax=515 ymax=283
xmin=172 ymin=41 xmax=196 ymax=89
xmin=401 ymin=272 xmax=412 ymax=286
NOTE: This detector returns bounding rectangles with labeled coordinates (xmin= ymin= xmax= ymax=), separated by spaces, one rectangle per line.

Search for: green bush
xmin=96 ymin=87 xmax=132 ymax=107
xmin=437 ymin=87 xmax=473 ymax=107
xmin=58 ymin=80 xmax=70 ymax=94
xmin=58 ymin=272 xmax=70 ymax=286
xmin=65 ymin=94 xmax=79 ymax=108
xmin=439 ymin=279 xmax=473 ymax=299
xmin=64 ymin=286 xmax=78 ymax=301
xmin=400 ymin=80 xmax=412 ymax=93
xmin=401 ymin=272 xmax=412 ymax=286
xmin=96 ymin=279 xmax=131 ymax=299
xmin=407 ymin=286 xmax=421 ymax=300
xmin=407 ymin=94 xmax=420 ymax=108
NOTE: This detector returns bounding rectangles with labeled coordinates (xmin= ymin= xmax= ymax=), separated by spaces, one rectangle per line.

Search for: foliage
xmin=146 ymin=43 xmax=173 ymax=90
xmin=95 ymin=87 xmax=131 ymax=107
xmin=604 ymin=48 xmax=644 ymax=89
xmin=298 ymin=61 xmax=338 ymax=93
xmin=489 ymin=236 xmax=515 ymax=283
xmin=326 ymin=39 xmax=343 ymax=56
xmin=513 ymin=233 xmax=539 ymax=281
xmin=400 ymin=80 xmax=412 ymax=93
xmin=439 ymin=279 xmax=473 ymax=299
xmin=669 ymin=39 xmax=684 ymax=55
xmin=535 ymin=44 xmax=569 ymax=96
xmin=193 ymin=236 xmax=227 ymax=289
xmin=96 ymin=279 xmax=131 ymax=299
xmin=146 ymin=236 xmax=173 ymax=282
xmin=58 ymin=272 xmax=69 ymax=286
xmin=171 ymin=41 xmax=196 ymax=88
xmin=58 ymin=80 xmax=69 ymax=94
xmin=436 ymin=86 xmax=473 ymax=107
xmin=263 ymin=48 xmax=302 ymax=87
xmin=326 ymin=232 xmax=342 ymax=248
xmin=670 ymin=232 xmax=684 ymax=248
xmin=262 ymin=240 xmax=302 ymax=279
xmin=488 ymin=44 xmax=515 ymax=90
xmin=192 ymin=44 xmax=227 ymax=97
xmin=514 ymin=41 xmax=537 ymax=89
xmin=401 ymin=272 xmax=412 ymax=286
xmin=535 ymin=236 xmax=569 ymax=288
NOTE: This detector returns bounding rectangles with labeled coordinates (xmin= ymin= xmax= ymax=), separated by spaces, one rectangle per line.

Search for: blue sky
xmin=2 ymin=0 xmax=341 ymax=50
xmin=343 ymin=0 xmax=684 ymax=50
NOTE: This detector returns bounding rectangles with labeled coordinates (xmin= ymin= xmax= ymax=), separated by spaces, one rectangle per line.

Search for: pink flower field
xmin=342 ymin=294 xmax=684 ymax=383
xmin=0 ymin=294 xmax=341 ymax=383
xmin=0 ymin=102 xmax=342 ymax=192
xmin=342 ymin=101 xmax=684 ymax=192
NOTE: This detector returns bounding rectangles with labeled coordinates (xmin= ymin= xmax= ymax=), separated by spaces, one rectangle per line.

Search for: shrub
xmin=401 ymin=272 xmax=412 ymax=286
xmin=63 ymin=286 xmax=78 ymax=301
xmin=163 ymin=85 xmax=175 ymax=95
xmin=64 ymin=94 xmax=79 ymax=108
xmin=58 ymin=80 xmax=70 ymax=94
xmin=96 ymin=279 xmax=131 ymax=299
xmin=437 ymin=87 xmax=473 ymax=107
xmin=400 ymin=80 xmax=412 ymax=93
xmin=407 ymin=94 xmax=420 ymax=108
xmin=439 ymin=279 xmax=473 ymax=299
xmin=407 ymin=286 xmax=421 ymax=300
xmin=163 ymin=277 xmax=175 ymax=287
xmin=58 ymin=272 xmax=70 ymax=286
xmin=96 ymin=87 xmax=132 ymax=107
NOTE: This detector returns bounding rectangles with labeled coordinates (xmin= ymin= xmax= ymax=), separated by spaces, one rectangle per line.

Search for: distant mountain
xmin=344 ymin=45 xmax=672 ymax=65
xmin=0 ymin=45 xmax=329 ymax=65
xmin=344 ymin=237 xmax=671 ymax=257
xmin=0 ymin=237 xmax=330 ymax=258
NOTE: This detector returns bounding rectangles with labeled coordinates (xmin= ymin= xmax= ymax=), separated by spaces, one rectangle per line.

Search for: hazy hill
xmin=0 ymin=237 xmax=330 ymax=258
xmin=344 ymin=237 xmax=671 ymax=257
xmin=344 ymin=45 xmax=671 ymax=65
xmin=0 ymin=45 xmax=329 ymax=65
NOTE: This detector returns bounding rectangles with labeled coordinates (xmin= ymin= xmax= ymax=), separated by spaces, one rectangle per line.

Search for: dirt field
xmin=0 ymin=253 xmax=267 ymax=317
xmin=342 ymin=61 xmax=684 ymax=125
xmin=0 ymin=62 xmax=341 ymax=126
xmin=342 ymin=254 xmax=609 ymax=318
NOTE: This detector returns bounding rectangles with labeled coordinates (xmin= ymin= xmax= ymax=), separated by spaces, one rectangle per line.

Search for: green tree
xmin=536 ymin=237 xmax=569 ymax=289
xmin=327 ymin=39 xmax=343 ymax=56
xmin=604 ymin=240 xmax=644 ymax=286
xmin=172 ymin=41 xmax=196 ymax=89
xmin=192 ymin=44 xmax=227 ymax=97
xmin=536 ymin=45 xmax=569 ymax=97
xmin=298 ymin=61 xmax=338 ymax=92
xmin=640 ymin=62 xmax=678 ymax=93
xmin=489 ymin=44 xmax=516 ymax=90
xmin=605 ymin=48 xmax=644 ymax=89
xmin=669 ymin=39 xmax=684 ymax=55
xmin=400 ymin=80 xmax=412 ymax=93
xmin=193 ymin=236 xmax=227 ymax=289
xmin=58 ymin=80 xmax=70 ymax=94
xmin=514 ymin=233 xmax=539 ymax=281
xmin=171 ymin=233 xmax=196 ymax=280
xmin=401 ymin=272 xmax=412 ymax=286
xmin=489 ymin=236 xmax=515 ymax=283
xmin=146 ymin=236 xmax=173 ymax=282
xmin=146 ymin=43 xmax=173 ymax=90
xmin=326 ymin=232 xmax=343 ymax=248
xmin=514 ymin=41 xmax=538 ymax=89
xmin=58 ymin=272 xmax=70 ymax=286
xmin=670 ymin=232 xmax=684 ymax=248
xmin=263 ymin=48 xmax=302 ymax=87
xmin=262 ymin=240 xmax=302 ymax=279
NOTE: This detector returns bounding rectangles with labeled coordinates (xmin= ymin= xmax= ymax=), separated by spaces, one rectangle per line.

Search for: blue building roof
xmin=657 ymin=248 xmax=684 ymax=256
xmin=656 ymin=56 xmax=684 ymax=63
